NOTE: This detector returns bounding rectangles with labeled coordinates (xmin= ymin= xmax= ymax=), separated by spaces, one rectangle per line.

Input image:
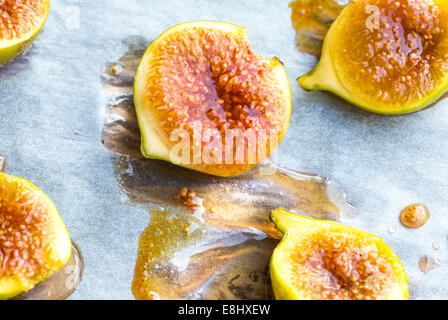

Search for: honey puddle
xmin=289 ymin=0 xmax=349 ymax=57
xmin=0 ymin=154 xmax=83 ymax=300
xmin=101 ymin=37 xmax=357 ymax=300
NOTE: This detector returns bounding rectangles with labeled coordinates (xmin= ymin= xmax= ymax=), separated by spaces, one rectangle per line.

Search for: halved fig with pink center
xmin=134 ymin=21 xmax=292 ymax=177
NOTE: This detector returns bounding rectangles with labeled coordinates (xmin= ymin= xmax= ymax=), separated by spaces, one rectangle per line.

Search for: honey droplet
xmin=418 ymin=256 xmax=440 ymax=274
xmin=399 ymin=204 xmax=430 ymax=229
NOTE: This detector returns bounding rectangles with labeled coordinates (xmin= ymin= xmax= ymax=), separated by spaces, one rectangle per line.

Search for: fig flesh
xmin=270 ymin=209 xmax=408 ymax=300
xmin=0 ymin=173 xmax=71 ymax=299
xmin=0 ymin=0 xmax=50 ymax=65
xmin=134 ymin=21 xmax=292 ymax=177
xmin=299 ymin=0 xmax=448 ymax=114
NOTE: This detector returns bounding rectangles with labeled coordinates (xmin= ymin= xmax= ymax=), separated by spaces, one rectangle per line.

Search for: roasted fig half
xmin=299 ymin=0 xmax=448 ymax=114
xmin=0 ymin=173 xmax=71 ymax=299
xmin=270 ymin=209 xmax=408 ymax=300
xmin=134 ymin=21 xmax=292 ymax=177
xmin=0 ymin=0 xmax=50 ymax=65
